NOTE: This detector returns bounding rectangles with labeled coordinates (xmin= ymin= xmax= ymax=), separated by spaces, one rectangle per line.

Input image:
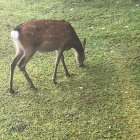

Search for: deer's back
xmin=13 ymin=20 xmax=78 ymax=52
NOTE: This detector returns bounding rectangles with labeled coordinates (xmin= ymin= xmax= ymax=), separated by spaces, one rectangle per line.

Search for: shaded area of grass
xmin=0 ymin=0 xmax=140 ymax=139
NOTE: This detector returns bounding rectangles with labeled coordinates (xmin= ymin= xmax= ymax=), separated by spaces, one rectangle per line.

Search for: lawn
xmin=0 ymin=0 xmax=140 ymax=139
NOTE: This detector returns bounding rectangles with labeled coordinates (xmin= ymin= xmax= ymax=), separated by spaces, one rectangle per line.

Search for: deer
xmin=9 ymin=19 xmax=86 ymax=93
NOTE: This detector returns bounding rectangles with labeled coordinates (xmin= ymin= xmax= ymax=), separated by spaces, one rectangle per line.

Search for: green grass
xmin=0 ymin=0 xmax=140 ymax=139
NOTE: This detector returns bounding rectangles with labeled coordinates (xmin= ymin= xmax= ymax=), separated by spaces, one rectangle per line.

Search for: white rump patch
xmin=11 ymin=30 xmax=19 ymax=40
xmin=11 ymin=30 xmax=24 ymax=56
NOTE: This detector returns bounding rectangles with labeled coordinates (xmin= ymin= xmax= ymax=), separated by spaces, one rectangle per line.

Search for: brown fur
xmin=9 ymin=19 xmax=86 ymax=93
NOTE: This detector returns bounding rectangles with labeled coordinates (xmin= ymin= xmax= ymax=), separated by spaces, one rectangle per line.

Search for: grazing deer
xmin=9 ymin=20 xmax=86 ymax=93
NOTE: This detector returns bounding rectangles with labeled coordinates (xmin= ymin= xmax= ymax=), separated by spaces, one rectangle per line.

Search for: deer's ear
xmin=82 ymin=38 xmax=86 ymax=49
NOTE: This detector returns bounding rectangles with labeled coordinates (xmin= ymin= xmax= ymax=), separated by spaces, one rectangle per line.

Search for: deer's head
xmin=76 ymin=38 xmax=86 ymax=67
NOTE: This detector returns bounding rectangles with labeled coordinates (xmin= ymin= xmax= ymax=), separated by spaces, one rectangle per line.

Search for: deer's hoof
xmin=52 ymin=79 xmax=57 ymax=84
xmin=66 ymin=73 xmax=71 ymax=77
xmin=30 ymin=85 xmax=37 ymax=91
xmin=9 ymin=88 xmax=15 ymax=94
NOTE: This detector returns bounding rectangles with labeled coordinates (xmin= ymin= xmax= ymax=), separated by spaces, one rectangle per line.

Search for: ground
xmin=0 ymin=0 xmax=140 ymax=139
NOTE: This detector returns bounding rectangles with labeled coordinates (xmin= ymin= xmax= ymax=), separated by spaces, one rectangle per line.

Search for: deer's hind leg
xmin=18 ymin=48 xmax=37 ymax=89
xmin=9 ymin=43 xmax=24 ymax=93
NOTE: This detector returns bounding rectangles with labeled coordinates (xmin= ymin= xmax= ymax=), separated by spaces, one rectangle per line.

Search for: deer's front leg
xmin=61 ymin=54 xmax=70 ymax=77
xmin=52 ymin=50 xmax=63 ymax=84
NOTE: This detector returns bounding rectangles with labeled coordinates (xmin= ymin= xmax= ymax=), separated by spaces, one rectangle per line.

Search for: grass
xmin=0 ymin=0 xmax=140 ymax=139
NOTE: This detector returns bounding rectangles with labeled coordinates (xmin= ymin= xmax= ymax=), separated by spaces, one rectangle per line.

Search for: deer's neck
xmin=73 ymin=38 xmax=84 ymax=55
